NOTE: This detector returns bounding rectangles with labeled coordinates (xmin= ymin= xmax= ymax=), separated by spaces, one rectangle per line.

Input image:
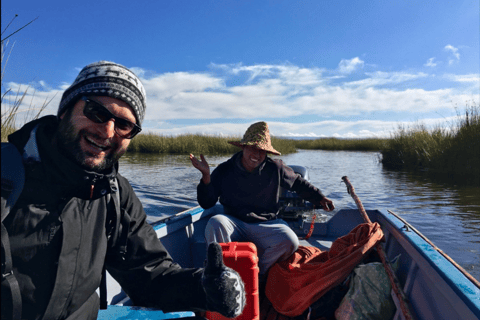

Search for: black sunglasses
xmin=81 ymin=96 xmax=141 ymax=139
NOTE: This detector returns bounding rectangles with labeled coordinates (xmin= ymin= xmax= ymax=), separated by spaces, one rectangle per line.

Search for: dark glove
xmin=202 ymin=242 xmax=246 ymax=318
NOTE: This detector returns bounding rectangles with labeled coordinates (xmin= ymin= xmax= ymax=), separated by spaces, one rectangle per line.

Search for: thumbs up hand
xmin=202 ymin=242 xmax=246 ymax=318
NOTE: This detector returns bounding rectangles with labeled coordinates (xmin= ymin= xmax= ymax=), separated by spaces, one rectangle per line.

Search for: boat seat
xmin=298 ymin=236 xmax=334 ymax=251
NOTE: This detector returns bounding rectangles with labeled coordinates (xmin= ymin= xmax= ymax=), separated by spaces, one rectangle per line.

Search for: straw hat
xmin=228 ymin=121 xmax=281 ymax=155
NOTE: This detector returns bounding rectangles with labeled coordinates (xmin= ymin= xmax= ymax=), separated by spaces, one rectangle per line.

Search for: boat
xmin=98 ymin=166 xmax=480 ymax=320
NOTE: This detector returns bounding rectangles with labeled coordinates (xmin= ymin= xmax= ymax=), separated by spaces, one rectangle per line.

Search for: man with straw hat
xmin=190 ymin=121 xmax=335 ymax=277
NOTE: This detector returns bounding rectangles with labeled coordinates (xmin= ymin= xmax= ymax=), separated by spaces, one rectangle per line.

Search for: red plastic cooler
xmin=206 ymin=242 xmax=260 ymax=320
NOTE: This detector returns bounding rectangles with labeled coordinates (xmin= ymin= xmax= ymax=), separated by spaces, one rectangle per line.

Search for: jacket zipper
xmin=87 ymin=176 xmax=98 ymax=210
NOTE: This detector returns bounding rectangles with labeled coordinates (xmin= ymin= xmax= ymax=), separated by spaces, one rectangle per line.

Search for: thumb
xmin=205 ymin=242 xmax=224 ymax=274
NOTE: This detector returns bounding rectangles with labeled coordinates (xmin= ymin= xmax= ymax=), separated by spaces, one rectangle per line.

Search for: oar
xmin=341 ymin=176 xmax=415 ymax=320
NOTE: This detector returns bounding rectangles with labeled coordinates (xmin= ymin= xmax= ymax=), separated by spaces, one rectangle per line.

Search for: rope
xmin=341 ymin=176 xmax=415 ymax=320
xmin=300 ymin=214 xmax=316 ymax=240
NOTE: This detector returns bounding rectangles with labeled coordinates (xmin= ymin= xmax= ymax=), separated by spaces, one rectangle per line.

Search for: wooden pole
xmin=341 ymin=176 xmax=416 ymax=320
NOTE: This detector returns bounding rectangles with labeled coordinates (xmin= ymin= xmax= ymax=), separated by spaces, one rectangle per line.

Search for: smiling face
xmin=56 ymin=96 xmax=136 ymax=172
xmin=241 ymin=145 xmax=267 ymax=172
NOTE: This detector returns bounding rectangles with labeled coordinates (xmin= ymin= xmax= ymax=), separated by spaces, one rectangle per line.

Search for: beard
xmin=56 ymin=111 xmax=126 ymax=172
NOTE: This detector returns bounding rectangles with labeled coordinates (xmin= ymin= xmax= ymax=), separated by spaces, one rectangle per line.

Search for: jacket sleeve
xmin=196 ymin=166 xmax=222 ymax=209
xmin=105 ymin=175 xmax=207 ymax=312
xmin=277 ymin=160 xmax=325 ymax=206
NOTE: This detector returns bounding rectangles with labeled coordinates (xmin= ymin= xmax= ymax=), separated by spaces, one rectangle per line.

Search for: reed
xmin=127 ymin=133 xmax=297 ymax=155
xmin=1 ymin=84 xmax=50 ymax=141
xmin=381 ymin=102 xmax=479 ymax=179
xmin=126 ymin=133 xmax=386 ymax=155
xmin=292 ymin=137 xmax=388 ymax=151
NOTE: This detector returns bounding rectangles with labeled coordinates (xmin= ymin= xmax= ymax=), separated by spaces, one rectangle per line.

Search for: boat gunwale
xmin=375 ymin=209 xmax=480 ymax=317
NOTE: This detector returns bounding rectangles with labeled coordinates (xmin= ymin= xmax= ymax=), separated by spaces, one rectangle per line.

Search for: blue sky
xmin=2 ymin=0 xmax=479 ymax=138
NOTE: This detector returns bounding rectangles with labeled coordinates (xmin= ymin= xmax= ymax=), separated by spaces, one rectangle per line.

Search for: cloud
xmin=345 ymin=71 xmax=429 ymax=87
xmin=4 ymin=66 xmax=469 ymax=124
xmin=424 ymin=57 xmax=437 ymax=67
xmin=444 ymin=45 xmax=460 ymax=65
xmin=442 ymin=73 xmax=480 ymax=94
xmin=143 ymin=116 xmax=460 ymax=139
xmin=338 ymin=57 xmax=364 ymax=74
xmin=443 ymin=73 xmax=480 ymax=83
xmin=210 ymin=63 xmax=325 ymax=86
xmin=144 ymin=73 xmax=451 ymax=121
xmin=3 ymin=62 xmax=477 ymax=138
xmin=135 ymin=66 xmax=457 ymax=123
xmin=279 ymin=132 xmax=327 ymax=138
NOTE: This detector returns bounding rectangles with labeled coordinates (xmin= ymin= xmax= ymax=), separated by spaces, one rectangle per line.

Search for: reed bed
xmin=127 ymin=133 xmax=387 ymax=155
xmin=381 ymin=102 xmax=479 ymax=179
xmin=292 ymin=137 xmax=388 ymax=151
xmin=127 ymin=133 xmax=298 ymax=155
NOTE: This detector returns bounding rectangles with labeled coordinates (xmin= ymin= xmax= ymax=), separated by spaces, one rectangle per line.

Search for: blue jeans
xmin=205 ymin=214 xmax=299 ymax=274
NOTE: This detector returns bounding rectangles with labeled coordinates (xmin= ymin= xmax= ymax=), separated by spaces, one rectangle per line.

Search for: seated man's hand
xmin=320 ymin=197 xmax=335 ymax=212
xmin=202 ymin=242 xmax=246 ymax=318
xmin=189 ymin=154 xmax=211 ymax=184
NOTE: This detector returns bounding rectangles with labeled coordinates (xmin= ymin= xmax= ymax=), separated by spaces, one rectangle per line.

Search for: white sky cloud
xmin=345 ymin=71 xmax=429 ymax=87
xmin=443 ymin=73 xmax=480 ymax=83
xmin=444 ymin=44 xmax=460 ymax=65
xmin=3 ymin=61 xmax=477 ymax=138
xmin=338 ymin=57 xmax=365 ymax=74
xmin=143 ymin=116 xmax=461 ymax=139
xmin=424 ymin=57 xmax=437 ymax=67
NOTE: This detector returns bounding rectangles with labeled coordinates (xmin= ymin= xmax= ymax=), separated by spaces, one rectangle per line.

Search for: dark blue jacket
xmin=197 ymin=152 xmax=325 ymax=222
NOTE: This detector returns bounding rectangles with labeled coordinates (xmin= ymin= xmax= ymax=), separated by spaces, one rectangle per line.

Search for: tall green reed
xmin=126 ymin=132 xmax=390 ymax=155
xmin=381 ymin=101 xmax=479 ymax=178
xmin=127 ymin=133 xmax=298 ymax=155
xmin=292 ymin=137 xmax=388 ymax=151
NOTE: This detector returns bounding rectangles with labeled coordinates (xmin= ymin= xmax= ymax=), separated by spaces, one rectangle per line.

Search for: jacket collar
xmin=9 ymin=115 xmax=118 ymax=199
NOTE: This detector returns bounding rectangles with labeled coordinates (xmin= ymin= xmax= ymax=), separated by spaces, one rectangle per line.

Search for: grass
xmin=381 ymin=101 xmax=480 ymax=179
xmin=291 ymin=137 xmax=388 ymax=151
xmin=126 ymin=132 xmax=387 ymax=155
xmin=127 ymin=133 xmax=298 ymax=155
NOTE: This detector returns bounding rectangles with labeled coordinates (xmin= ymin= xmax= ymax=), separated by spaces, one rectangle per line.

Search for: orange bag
xmin=265 ymin=222 xmax=384 ymax=317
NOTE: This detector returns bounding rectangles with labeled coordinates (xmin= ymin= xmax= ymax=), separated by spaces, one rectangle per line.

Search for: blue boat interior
xmin=99 ymin=204 xmax=480 ymax=320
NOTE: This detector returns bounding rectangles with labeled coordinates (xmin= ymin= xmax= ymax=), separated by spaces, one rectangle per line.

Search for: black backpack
xmin=1 ymin=142 xmax=128 ymax=319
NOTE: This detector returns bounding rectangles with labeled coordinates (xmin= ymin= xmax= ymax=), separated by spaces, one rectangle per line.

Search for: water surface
xmin=119 ymin=150 xmax=480 ymax=281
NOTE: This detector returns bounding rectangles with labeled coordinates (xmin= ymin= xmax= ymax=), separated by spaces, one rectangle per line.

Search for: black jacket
xmin=2 ymin=116 xmax=206 ymax=320
xmin=197 ymin=152 xmax=325 ymax=222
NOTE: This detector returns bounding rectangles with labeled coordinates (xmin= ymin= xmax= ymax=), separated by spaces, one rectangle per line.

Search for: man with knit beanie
xmin=190 ymin=122 xmax=335 ymax=277
xmin=1 ymin=61 xmax=245 ymax=320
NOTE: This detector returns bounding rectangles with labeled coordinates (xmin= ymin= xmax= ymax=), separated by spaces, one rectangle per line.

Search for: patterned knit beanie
xmin=228 ymin=121 xmax=281 ymax=155
xmin=57 ymin=61 xmax=147 ymax=126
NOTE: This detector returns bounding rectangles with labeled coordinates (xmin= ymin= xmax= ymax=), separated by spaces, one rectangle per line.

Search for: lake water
xmin=119 ymin=149 xmax=480 ymax=281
